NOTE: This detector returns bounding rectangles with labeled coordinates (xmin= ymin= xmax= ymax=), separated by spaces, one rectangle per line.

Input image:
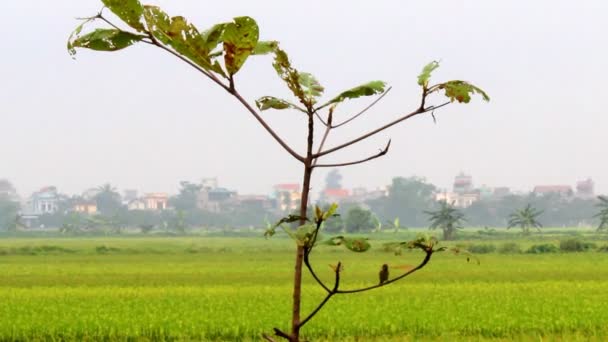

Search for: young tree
xmin=594 ymin=196 xmax=608 ymax=232
xmin=68 ymin=2 xmax=488 ymax=340
xmin=507 ymin=204 xmax=543 ymax=235
xmin=344 ymin=206 xmax=373 ymax=233
xmin=95 ymin=183 xmax=122 ymax=215
xmin=425 ymin=201 xmax=466 ymax=240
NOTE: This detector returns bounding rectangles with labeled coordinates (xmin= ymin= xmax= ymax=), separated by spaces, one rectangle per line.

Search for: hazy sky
xmin=2 ymin=0 xmax=607 ymax=198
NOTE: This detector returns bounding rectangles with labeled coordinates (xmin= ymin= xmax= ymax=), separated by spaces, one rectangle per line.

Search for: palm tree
xmin=95 ymin=183 xmax=122 ymax=214
xmin=594 ymin=196 xmax=608 ymax=232
xmin=425 ymin=201 xmax=466 ymax=240
xmin=507 ymin=204 xmax=543 ymax=235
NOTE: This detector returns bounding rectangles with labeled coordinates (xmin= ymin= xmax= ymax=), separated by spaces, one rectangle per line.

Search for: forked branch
xmin=313 ymin=139 xmax=391 ymax=168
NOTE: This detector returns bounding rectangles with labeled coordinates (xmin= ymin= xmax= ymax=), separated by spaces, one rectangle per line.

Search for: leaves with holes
xmin=271 ymin=47 xmax=321 ymax=108
xmin=68 ymin=29 xmax=144 ymax=53
xmin=255 ymin=96 xmax=302 ymax=112
xmin=320 ymin=81 xmax=386 ymax=109
xmin=143 ymin=6 xmax=226 ymax=77
xmin=222 ymin=16 xmax=259 ymax=76
xmin=438 ymin=81 xmax=490 ymax=103
xmin=102 ymin=0 xmax=145 ymax=31
xmin=418 ymin=61 xmax=440 ymax=88
xmin=253 ymin=40 xmax=278 ymax=55
xmin=344 ymin=237 xmax=371 ymax=252
xmin=298 ymin=73 xmax=324 ymax=100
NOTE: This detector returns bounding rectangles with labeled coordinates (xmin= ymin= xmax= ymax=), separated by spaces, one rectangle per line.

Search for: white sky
xmin=1 ymin=0 xmax=607 ymax=198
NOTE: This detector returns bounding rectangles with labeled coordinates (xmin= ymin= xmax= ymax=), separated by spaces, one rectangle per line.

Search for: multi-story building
xmin=576 ymin=178 xmax=594 ymax=199
xmin=273 ymin=184 xmax=301 ymax=212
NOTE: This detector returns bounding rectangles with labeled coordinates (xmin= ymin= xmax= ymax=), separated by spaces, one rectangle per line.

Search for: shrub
xmin=498 ymin=242 xmax=521 ymax=254
xmin=559 ymin=238 xmax=596 ymax=252
xmin=95 ymin=245 xmax=121 ymax=254
xmin=526 ymin=243 xmax=558 ymax=254
xmin=598 ymin=245 xmax=608 ymax=252
xmin=467 ymin=244 xmax=496 ymax=254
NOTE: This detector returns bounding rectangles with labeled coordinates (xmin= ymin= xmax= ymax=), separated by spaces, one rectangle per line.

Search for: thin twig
xmin=272 ymin=328 xmax=291 ymax=341
xmin=313 ymin=110 xmax=328 ymax=127
xmin=312 ymin=126 xmax=331 ymax=167
xmin=336 ymin=251 xmax=432 ymax=294
xmin=98 ymin=14 xmax=122 ymax=31
xmin=331 ymin=86 xmax=392 ymax=128
xmin=298 ymin=262 xmax=341 ymax=329
xmin=147 ymin=34 xmax=230 ymax=92
xmin=303 ymin=254 xmax=331 ymax=293
xmin=314 ymin=101 xmax=451 ymax=158
xmin=313 ymin=139 xmax=391 ymax=168
xmin=145 ymin=30 xmax=305 ymax=163
xmin=231 ymin=92 xmax=306 ymax=163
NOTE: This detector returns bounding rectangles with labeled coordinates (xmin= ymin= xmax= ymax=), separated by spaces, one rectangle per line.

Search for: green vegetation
xmin=508 ymin=204 xmax=543 ymax=235
xmin=595 ymin=196 xmax=608 ymax=232
xmin=425 ymin=201 xmax=466 ymax=240
xmin=1 ymin=234 xmax=608 ymax=341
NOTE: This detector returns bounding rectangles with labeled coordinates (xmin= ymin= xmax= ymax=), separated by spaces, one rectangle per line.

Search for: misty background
xmin=1 ymin=0 xmax=607 ymax=198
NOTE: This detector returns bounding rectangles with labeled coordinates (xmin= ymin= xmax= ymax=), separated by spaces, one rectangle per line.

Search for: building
xmin=127 ymin=199 xmax=146 ymax=211
xmin=576 ymin=178 xmax=594 ymax=199
xmin=533 ymin=185 xmax=573 ymax=197
xmin=236 ymin=195 xmax=274 ymax=211
xmin=273 ymin=184 xmax=301 ymax=212
xmin=73 ymin=200 xmax=97 ymax=214
xmin=29 ymin=186 xmax=60 ymax=215
xmin=435 ymin=191 xmax=480 ymax=208
xmin=320 ymin=188 xmax=350 ymax=204
xmin=453 ymin=173 xmax=473 ymax=194
xmin=197 ymin=187 xmax=237 ymax=213
xmin=143 ymin=193 xmax=168 ymax=210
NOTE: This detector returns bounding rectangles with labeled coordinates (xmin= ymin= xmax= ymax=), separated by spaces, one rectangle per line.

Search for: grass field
xmin=1 ymin=233 xmax=608 ymax=341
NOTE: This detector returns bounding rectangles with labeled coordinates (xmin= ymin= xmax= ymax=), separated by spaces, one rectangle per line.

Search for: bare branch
xmin=98 ymin=14 xmax=122 ymax=31
xmin=336 ymin=250 xmax=433 ymax=294
xmin=303 ymin=254 xmax=331 ymax=293
xmin=314 ymin=110 xmax=328 ymax=127
xmin=298 ymin=262 xmax=341 ymax=329
xmin=331 ymin=86 xmax=392 ymax=128
xmin=272 ymin=328 xmax=291 ymax=341
xmin=231 ymin=92 xmax=306 ymax=163
xmin=147 ymin=34 xmax=231 ymax=92
xmin=313 ymin=139 xmax=391 ymax=168
xmin=314 ymin=101 xmax=451 ymax=158
xmin=144 ymin=32 xmax=306 ymax=163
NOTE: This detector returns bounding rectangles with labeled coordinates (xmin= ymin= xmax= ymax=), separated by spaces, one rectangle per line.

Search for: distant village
xmin=0 ymin=173 xmax=598 ymax=229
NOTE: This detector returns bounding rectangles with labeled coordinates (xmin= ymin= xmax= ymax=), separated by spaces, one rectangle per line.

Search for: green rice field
xmin=1 ymin=234 xmax=608 ymax=341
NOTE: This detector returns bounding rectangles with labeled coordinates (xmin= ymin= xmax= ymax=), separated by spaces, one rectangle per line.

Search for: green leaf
xmin=438 ymin=80 xmax=490 ymax=103
xmin=343 ymin=237 xmax=371 ymax=252
xmin=255 ymin=96 xmax=302 ymax=112
xmin=323 ymin=236 xmax=345 ymax=246
xmin=323 ymin=203 xmax=339 ymax=220
xmin=143 ymin=6 xmax=225 ymax=77
xmin=67 ymin=19 xmax=93 ymax=56
xmin=201 ymin=23 xmax=227 ymax=52
xmin=294 ymin=224 xmax=316 ymax=246
xmin=298 ymin=72 xmax=324 ymax=100
xmin=70 ymin=29 xmax=144 ymax=53
xmin=321 ymin=80 xmax=386 ymax=108
xmin=222 ymin=16 xmax=259 ymax=76
xmin=272 ymin=48 xmax=310 ymax=107
xmin=418 ymin=61 xmax=440 ymax=87
xmin=102 ymin=0 xmax=145 ymax=31
xmin=253 ymin=40 xmax=278 ymax=55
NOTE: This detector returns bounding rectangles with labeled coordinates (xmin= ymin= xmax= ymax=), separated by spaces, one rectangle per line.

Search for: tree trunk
xmin=290 ymin=164 xmax=312 ymax=341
